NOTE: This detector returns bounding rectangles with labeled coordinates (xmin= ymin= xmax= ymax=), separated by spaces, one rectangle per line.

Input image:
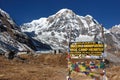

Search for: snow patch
xmin=76 ymin=35 xmax=94 ymax=42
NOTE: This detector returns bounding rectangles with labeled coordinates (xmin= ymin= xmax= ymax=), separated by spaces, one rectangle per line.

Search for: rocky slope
xmin=105 ymin=25 xmax=120 ymax=62
xmin=0 ymin=9 xmax=51 ymax=53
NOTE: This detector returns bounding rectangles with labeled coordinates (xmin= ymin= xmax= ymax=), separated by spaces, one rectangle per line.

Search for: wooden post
xmin=101 ymin=25 xmax=107 ymax=80
xmin=67 ymin=24 xmax=72 ymax=80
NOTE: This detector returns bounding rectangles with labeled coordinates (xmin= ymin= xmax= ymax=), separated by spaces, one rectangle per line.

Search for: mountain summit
xmin=21 ymin=9 xmax=103 ymax=49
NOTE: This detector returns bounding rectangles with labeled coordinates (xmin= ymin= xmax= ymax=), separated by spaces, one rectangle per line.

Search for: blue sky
xmin=0 ymin=0 xmax=120 ymax=29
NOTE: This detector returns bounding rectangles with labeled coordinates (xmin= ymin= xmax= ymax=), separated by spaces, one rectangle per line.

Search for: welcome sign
xmin=70 ymin=42 xmax=104 ymax=59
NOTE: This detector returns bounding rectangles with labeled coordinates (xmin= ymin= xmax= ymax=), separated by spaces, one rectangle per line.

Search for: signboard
xmin=70 ymin=42 xmax=104 ymax=59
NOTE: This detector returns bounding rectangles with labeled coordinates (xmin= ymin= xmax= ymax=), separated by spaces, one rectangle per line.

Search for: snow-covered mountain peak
xmin=0 ymin=8 xmax=10 ymax=18
xmin=113 ymin=24 xmax=120 ymax=28
xmin=22 ymin=8 xmax=101 ymax=32
xmin=0 ymin=8 xmax=15 ymax=25
xmin=23 ymin=18 xmax=47 ymax=27
xmin=21 ymin=9 xmax=104 ymax=49
xmin=110 ymin=24 xmax=120 ymax=34
xmin=56 ymin=8 xmax=74 ymax=14
xmin=51 ymin=8 xmax=76 ymax=19
xmin=31 ymin=18 xmax=47 ymax=24
xmin=85 ymin=15 xmax=93 ymax=19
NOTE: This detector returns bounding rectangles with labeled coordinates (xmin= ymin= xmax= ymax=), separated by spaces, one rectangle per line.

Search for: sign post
xmin=67 ymin=41 xmax=105 ymax=80
xmin=67 ymin=24 xmax=72 ymax=80
xmin=67 ymin=25 xmax=107 ymax=80
xmin=101 ymin=25 xmax=108 ymax=80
